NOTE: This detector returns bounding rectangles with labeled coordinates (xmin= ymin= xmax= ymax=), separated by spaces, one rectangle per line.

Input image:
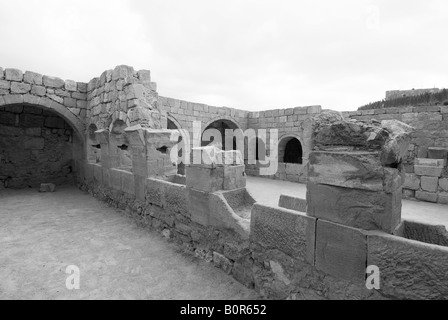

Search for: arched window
xmin=279 ymin=137 xmax=303 ymax=164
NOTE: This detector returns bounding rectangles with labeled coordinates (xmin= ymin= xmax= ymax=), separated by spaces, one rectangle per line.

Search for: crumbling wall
xmin=0 ymin=105 xmax=74 ymax=188
xmin=344 ymin=106 xmax=448 ymax=204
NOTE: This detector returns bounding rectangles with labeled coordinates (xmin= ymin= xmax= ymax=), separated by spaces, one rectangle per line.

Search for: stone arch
xmin=201 ymin=116 xmax=241 ymax=150
xmin=0 ymin=94 xmax=85 ymax=144
xmin=278 ymin=134 xmax=303 ymax=164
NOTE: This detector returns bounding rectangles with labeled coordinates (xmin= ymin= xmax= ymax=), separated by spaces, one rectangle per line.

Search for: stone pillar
xmin=307 ymin=112 xmax=414 ymax=234
xmin=306 ymin=112 xmax=414 ymax=282
xmin=186 ymin=146 xmax=246 ymax=226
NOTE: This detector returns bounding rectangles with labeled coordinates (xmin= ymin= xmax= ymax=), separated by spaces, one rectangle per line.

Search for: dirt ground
xmin=0 ymin=186 xmax=259 ymax=300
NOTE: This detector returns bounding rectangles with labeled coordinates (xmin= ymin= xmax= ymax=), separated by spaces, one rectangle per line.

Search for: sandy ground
xmin=246 ymin=176 xmax=448 ymax=229
xmin=0 ymin=186 xmax=259 ymax=300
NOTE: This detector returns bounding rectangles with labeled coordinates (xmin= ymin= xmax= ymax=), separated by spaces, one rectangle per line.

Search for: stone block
xmin=164 ymin=183 xmax=189 ymax=217
xmin=186 ymin=165 xmax=224 ymax=192
xmin=428 ymin=147 xmax=448 ymax=162
xmin=420 ymin=176 xmax=439 ymax=193
xmin=121 ymin=170 xmax=135 ymax=195
xmin=64 ymin=80 xmax=77 ymax=92
xmin=0 ymin=80 xmax=10 ymax=90
xmin=31 ymin=85 xmax=46 ymax=96
xmin=10 ymin=82 xmax=31 ymax=94
xmin=308 ymin=151 xmax=399 ymax=192
xmin=146 ymin=178 xmax=164 ymax=207
xmin=315 ymin=220 xmax=367 ymax=283
xmin=415 ymin=158 xmax=445 ymax=167
xmin=278 ymin=195 xmax=307 ymax=213
xmin=213 ymin=252 xmax=234 ymax=275
xmin=43 ymin=75 xmax=65 ymax=89
xmin=110 ymin=169 xmax=121 ymax=190
xmin=187 ymin=188 xmax=210 ymax=226
xmin=250 ymin=204 xmax=316 ymax=264
xmin=438 ymin=193 xmax=448 ymax=205
xmin=24 ymin=71 xmax=43 ymax=85
xmin=39 ymin=183 xmax=56 ymax=193
xmin=368 ymin=232 xmax=448 ymax=300
xmin=223 ymin=165 xmax=246 ymax=190
xmin=403 ymin=174 xmax=420 ymax=191
xmin=440 ymin=178 xmax=448 ymax=192
xmin=5 ymin=68 xmax=23 ymax=81
xmin=307 ymin=183 xmax=402 ymax=234
xmin=414 ymin=165 xmax=444 ymax=177
xmin=415 ymin=191 xmax=438 ymax=203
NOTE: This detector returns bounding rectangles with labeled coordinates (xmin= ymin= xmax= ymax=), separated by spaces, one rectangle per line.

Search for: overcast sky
xmin=1 ymin=0 xmax=447 ymax=111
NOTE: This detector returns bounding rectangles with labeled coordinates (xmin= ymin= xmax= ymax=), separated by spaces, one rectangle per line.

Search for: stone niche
xmin=307 ymin=111 xmax=414 ymax=234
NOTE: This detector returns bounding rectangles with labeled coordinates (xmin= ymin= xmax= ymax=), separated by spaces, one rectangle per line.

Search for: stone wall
xmin=0 ymin=105 xmax=74 ymax=188
xmin=344 ymin=106 xmax=448 ymax=204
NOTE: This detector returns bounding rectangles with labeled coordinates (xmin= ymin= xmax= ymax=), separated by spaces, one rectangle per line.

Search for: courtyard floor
xmin=246 ymin=176 xmax=448 ymax=229
xmin=0 ymin=186 xmax=259 ymax=300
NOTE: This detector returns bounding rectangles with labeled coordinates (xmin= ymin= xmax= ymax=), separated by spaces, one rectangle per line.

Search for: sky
xmin=0 ymin=0 xmax=447 ymax=112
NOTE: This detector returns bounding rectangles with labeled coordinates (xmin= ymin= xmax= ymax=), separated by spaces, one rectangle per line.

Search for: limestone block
xmin=121 ymin=170 xmax=135 ymax=195
xmin=428 ymin=147 xmax=448 ymax=163
xmin=420 ymin=176 xmax=439 ymax=193
xmin=5 ymin=68 xmax=23 ymax=81
xmin=164 ymin=182 xmax=188 ymax=217
xmin=102 ymin=168 xmax=110 ymax=188
xmin=112 ymin=65 xmax=135 ymax=81
xmin=146 ymin=178 xmax=165 ymax=207
xmin=250 ymin=204 xmax=316 ymax=264
xmin=0 ymin=80 xmax=10 ymax=90
xmin=24 ymin=71 xmax=42 ymax=85
xmin=438 ymin=193 xmax=448 ymax=205
xmin=223 ymin=165 xmax=246 ymax=190
xmin=403 ymin=174 xmax=420 ymax=191
xmin=186 ymin=165 xmax=224 ymax=192
xmin=43 ymin=75 xmax=65 ymax=89
xmin=308 ymin=151 xmax=390 ymax=192
xmin=368 ymin=232 xmax=448 ymax=300
xmin=415 ymin=191 xmax=438 ymax=203
xmin=315 ymin=220 xmax=367 ymax=283
xmin=440 ymin=178 xmax=448 ymax=192
xmin=403 ymin=220 xmax=448 ymax=247
xmin=278 ymin=195 xmax=307 ymax=213
xmin=307 ymin=183 xmax=402 ymax=234
xmin=10 ymin=82 xmax=30 ymax=94
xmin=188 ymin=188 xmax=210 ymax=226
xmin=414 ymin=165 xmax=444 ymax=177
xmin=39 ymin=183 xmax=56 ymax=193
xmin=415 ymin=158 xmax=445 ymax=167
xmin=31 ymin=85 xmax=46 ymax=96
xmin=213 ymin=252 xmax=234 ymax=275
xmin=110 ymin=169 xmax=121 ymax=190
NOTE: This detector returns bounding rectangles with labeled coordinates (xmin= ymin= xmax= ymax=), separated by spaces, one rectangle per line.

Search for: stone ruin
xmin=1 ymin=65 xmax=448 ymax=300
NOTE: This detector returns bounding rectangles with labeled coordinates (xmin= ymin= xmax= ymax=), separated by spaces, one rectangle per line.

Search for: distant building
xmin=385 ymin=88 xmax=441 ymax=100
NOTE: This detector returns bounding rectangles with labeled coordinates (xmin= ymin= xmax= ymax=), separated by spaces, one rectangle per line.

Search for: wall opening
xmin=202 ymin=119 xmax=239 ymax=151
xmin=279 ymin=136 xmax=303 ymax=164
xmin=0 ymin=104 xmax=78 ymax=189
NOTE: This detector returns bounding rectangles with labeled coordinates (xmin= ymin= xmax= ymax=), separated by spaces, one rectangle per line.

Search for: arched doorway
xmin=279 ymin=136 xmax=303 ymax=164
xmin=0 ymin=103 xmax=83 ymax=189
xmin=201 ymin=118 xmax=240 ymax=151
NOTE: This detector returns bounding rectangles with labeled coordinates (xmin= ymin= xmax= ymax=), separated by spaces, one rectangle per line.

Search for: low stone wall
xmin=76 ymin=159 xmax=448 ymax=300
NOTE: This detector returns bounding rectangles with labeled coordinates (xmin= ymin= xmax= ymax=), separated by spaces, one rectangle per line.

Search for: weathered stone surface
xmin=187 ymin=188 xmax=210 ymax=226
xmin=250 ymin=204 xmax=316 ymax=264
xmin=420 ymin=176 xmax=438 ymax=193
xmin=438 ymin=193 xmax=448 ymax=205
xmin=308 ymin=151 xmax=399 ymax=192
xmin=315 ymin=220 xmax=367 ymax=283
xmin=31 ymin=85 xmax=46 ymax=96
xmin=415 ymin=191 xmax=438 ymax=203
xmin=403 ymin=220 xmax=448 ymax=247
xmin=278 ymin=195 xmax=307 ymax=213
xmin=11 ymin=82 xmax=31 ymax=94
xmin=23 ymin=71 xmax=43 ymax=85
xmin=307 ymin=183 xmax=402 ymax=234
xmin=0 ymin=80 xmax=10 ymax=90
xmin=39 ymin=183 xmax=56 ymax=192
xmin=43 ymin=75 xmax=65 ymax=89
xmin=414 ymin=165 xmax=444 ymax=177
xmin=223 ymin=165 xmax=246 ymax=190
xmin=415 ymin=158 xmax=445 ymax=167
xmin=186 ymin=166 xmax=224 ymax=192
xmin=112 ymin=65 xmax=135 ymax=81
xmin=403 ymin=174 xmax=420 ymax=191
xmin=5 ymin=68 xmax=23 ymax=81
xmin=368 ymin=232 xmax=448 ymax=300
xmin=428 ymin=147 xmax=448 ymax=162
xmin=439 ymin=178 xmax=448 ymax=192
xmin=64 ymin=80 xmax=77 ymax=92
xmin=213 ymin=252 xmax=234 ymax=275
xmin=120 ymin=170 xmax=135 ymax=195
